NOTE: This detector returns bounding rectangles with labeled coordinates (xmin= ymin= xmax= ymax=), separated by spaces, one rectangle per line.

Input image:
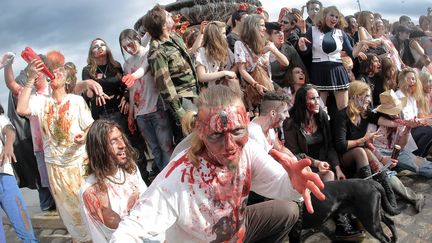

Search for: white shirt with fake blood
xmin=110 ymin=140 xmax=301 ymax=243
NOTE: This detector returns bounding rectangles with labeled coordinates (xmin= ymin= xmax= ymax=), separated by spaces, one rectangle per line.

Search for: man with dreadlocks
xmin=79 ymin=119 xmax=148 ymax=242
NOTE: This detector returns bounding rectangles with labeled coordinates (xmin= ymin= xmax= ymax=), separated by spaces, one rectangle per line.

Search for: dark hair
xmin=344 ymin=15 xmax=356 ymax=33
xmin=86 ymin=38 xmax=122 ymax=80
xmin=85 ymin=119 xmax=138 ymax=192
xmin=143 ymin=5 xmax=166 ymax=39
xmin=285 ymin=65 xmax=308 ymax=91
xmin=399 ymin=15 xmax=411 ymax=24
xmin=232 ymin=10 xmax=248 ymax=28
xmin=306 ymin=0 xmax=322 ymax=11
xmin=359 ymin=53 xmax=379 ymax=75
xmin=260 ymin=91 xmax=289 ymax=115
xmin=0 ymin=104 xmax=4 ymax=115
xmin=119 ymin=29 xmax=141 ymax=60
xmin=289 ymin=84 xmax=322 ymax=126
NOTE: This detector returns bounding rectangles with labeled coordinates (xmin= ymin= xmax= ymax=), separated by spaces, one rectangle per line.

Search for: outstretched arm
xmin=269 ymin=149 xmax=325 ymax=214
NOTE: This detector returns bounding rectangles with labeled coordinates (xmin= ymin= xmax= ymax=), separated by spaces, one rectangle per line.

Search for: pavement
xmin=2 ymin=170 xmax=432 ymax=242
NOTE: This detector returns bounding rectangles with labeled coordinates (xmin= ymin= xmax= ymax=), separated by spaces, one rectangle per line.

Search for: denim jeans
xmin=381 ymin=149 xmax=432 ymax=178
xmin=0 ymin=174 xmax=38 ymax=242
xmin=136 ymin=109 xmax=174 ymax=171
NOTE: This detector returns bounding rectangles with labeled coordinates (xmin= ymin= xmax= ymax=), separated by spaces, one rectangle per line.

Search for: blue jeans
xmin=136 ymin=109 xmax=174 ymax=171
xmin=0 ymin=174 xmax=38 ymax=242
xmin=382 ymin=149 xmax=432 ymax=178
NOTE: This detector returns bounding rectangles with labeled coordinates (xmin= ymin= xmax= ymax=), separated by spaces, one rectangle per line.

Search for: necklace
xmin=106 ymin=169 xmax=126 ymax=185
xmin=97 ymin=64 xmax=108 ymax=79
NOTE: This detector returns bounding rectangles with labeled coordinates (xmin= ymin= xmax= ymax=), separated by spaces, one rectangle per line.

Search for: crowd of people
xmin=0 ymin=0 xmax=432 ymax=242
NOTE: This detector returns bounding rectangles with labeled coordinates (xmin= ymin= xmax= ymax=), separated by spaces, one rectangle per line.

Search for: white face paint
xmin=354 ymin=90 xmax=372 ymax=110
xmin=91 ymin=40 xmax=107 ymax=58
xmin=121 ymin=39 xmax=139 ymax=56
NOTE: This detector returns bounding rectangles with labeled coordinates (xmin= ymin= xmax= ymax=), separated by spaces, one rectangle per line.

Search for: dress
xmin=301 ymin=26 xmax=353 ymax=91
xmin=29 ymin=94 xmax=94 ymax=241
xmin=80 ymin=167 xmax=148 ymax=242
xmin=110 ymin=141 xmax=301 ymax=242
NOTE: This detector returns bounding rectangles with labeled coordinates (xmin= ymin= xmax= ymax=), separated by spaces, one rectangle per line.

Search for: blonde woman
xmin=333 ymin=81 xmax=398 ymax=205
xmin=196 ymin=21 xmax=237 ymax=86
xmin=396 ymin=68 xmax=432 ymax=157
xmin=298 ymin=6 xmax=362 ymax=110
xmin=419 ymin=71 xmax=432 ymax=115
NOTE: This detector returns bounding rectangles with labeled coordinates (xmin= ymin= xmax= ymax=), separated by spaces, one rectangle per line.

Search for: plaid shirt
xmin=148 ymin=33 xmax=197 ymax=120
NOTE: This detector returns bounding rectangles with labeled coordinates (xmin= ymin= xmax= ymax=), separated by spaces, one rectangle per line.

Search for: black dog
xmin=289 ymin=179 xmax=400 ymax=243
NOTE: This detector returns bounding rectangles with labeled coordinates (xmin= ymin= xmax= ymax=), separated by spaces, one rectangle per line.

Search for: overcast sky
xmin=0 ymin=0 xmax=430 ymax=109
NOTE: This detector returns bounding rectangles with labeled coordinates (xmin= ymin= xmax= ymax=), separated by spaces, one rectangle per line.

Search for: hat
xmin=410 ymin=30 xmax=427 ymax=39
xmin=376 ymin=90 xmax=407 ymax=116
xmin=265 ymin=22 xmax=281 ymax=31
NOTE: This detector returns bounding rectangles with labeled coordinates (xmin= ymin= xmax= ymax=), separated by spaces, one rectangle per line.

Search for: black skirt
xmin=309 ymin=61 xmax=350 ymax=91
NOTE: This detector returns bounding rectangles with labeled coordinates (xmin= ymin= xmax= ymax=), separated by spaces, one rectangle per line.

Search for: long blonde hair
xmin=418 ymin=71 xmax=431 ymax=115
xmin=203 ymin=21 xmax=228 ymax=65
xmin=240 ymin=14 xmax=266 ymax=55
xmin=347 ymin=81 xmax=370 ymax=124
xmin=187 ymin=85 xmax=244 ymax=166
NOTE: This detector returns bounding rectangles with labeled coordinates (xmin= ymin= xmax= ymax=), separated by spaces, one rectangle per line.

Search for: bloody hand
xmin=269 ymin=149 xmax=326 ymax=214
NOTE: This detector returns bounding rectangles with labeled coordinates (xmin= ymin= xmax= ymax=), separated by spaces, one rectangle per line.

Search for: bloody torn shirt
xmin=110 ymin=140 xmax=301 ymax=243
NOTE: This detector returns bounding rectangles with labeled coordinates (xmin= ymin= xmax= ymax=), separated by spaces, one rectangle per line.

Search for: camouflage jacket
xmin=148 ymin=33 xmax=197 ymax=120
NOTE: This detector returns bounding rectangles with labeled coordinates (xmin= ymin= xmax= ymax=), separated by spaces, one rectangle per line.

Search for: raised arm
xmin=2 ymin=53 xmax=24 ymax=96
xmin=16 ymin=60 xmax=44 ymax=117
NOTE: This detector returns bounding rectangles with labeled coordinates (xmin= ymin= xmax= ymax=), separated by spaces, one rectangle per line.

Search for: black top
xmin=333 ymin=107 xmax=381 ymax=153
xmin=305 ymin=129 xmax=324 ymax=159
xmin=82 ymin=62 xmax=125 ymax=119
xmin=358 ymin=75 xmax=385 ymax=108
xmin=227 ymin=32 xmax=240 ymax=53
xmin=283 ymin=110 xmax=340 ymax=169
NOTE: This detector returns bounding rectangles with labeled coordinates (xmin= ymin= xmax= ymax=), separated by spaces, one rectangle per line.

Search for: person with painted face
xmin=333 ymin=81 xmax=398 ymax=206
xmin=17 ymin=61 xmax=94 ymax=242
xmin=119 ymin=28 xmax=174 ymax=173
xmin=82 ymin=38 xmax=128 ymax=125
xmin=110 ymin=84 xmax=325 ymax=242
xmin=284 ymin=85 xmax=369 ymax=240
xmin=344 ymin=15 xmax=359 ymax=46
xmin=395 ymin=68 xmax=432 ymax=157
xmin=80 ymin=119 xmax=149 ymax=242
xmin=298 ymin=6 xmax=363 ymax=111
xmin=304 ymin=0 xmax=322 ymax=29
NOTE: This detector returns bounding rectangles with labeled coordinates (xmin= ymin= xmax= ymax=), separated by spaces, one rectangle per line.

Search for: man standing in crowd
xmin=143 ymin=5 xmax=199 ymax=143
xmin=110 ymin=84 xmax=325 ymax=242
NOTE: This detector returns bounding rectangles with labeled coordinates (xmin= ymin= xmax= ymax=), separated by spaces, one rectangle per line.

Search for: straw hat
xmin=376 ymin=90 xmax=407 ymax=116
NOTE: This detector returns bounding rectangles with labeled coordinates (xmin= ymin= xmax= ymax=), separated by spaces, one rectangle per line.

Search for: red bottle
xmin=21 ymin=47 xmax=55 ymax=81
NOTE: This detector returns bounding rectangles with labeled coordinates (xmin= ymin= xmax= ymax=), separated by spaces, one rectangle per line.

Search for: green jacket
xmin=148 ymin=33 xmax=197 ymax=120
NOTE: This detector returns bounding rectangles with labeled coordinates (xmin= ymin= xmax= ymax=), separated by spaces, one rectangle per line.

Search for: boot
xmin=389 ymin=176 xmax=426 ymax=213
xmin=374 ymin=171 xmax=398 ymax=208
xmin=334 ymin=213 xmax=366 ymax=241
xmin=357 ymin=165 xmax=372 ymax=179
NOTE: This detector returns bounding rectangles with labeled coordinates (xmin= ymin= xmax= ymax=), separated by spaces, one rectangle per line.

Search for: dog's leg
xmin=382 ymin=213 xmax=397 ymax=243
xmin=356 ymin=196 xmax=392 ymax=243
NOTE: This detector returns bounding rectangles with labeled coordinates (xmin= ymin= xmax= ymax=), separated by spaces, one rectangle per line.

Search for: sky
xmin=0 ymin=0 xmax=430 ymax=110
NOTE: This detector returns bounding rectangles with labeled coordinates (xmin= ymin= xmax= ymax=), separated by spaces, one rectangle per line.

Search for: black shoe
xmin=374 ymin=171 xmax=397 ymax=208
xmin=334 ymin=214 xmax=366 ymax=241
